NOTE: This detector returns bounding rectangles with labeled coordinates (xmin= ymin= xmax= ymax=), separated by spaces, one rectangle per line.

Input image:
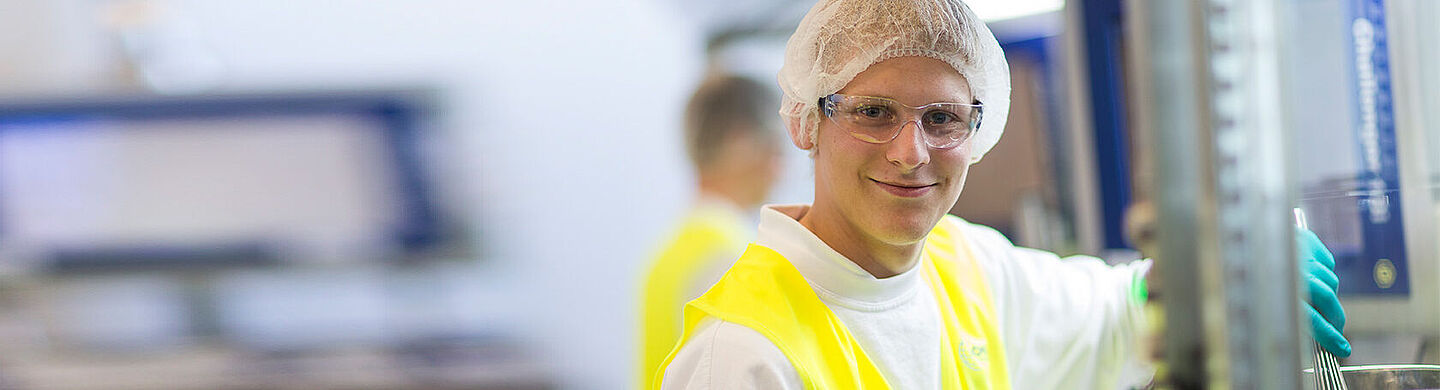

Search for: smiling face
xmin=794 ymin=56 xmax=976 ymax=269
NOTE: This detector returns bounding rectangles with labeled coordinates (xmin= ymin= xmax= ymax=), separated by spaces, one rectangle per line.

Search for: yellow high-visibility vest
xmin=653 ymin=216 xmax=1010 ymax=389
xmin=639 ymin=204 xmax=749 ymax=390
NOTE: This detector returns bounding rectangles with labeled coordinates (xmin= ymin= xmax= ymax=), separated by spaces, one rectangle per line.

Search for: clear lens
xmin=821 ymin=94 xmax=982 ymax=149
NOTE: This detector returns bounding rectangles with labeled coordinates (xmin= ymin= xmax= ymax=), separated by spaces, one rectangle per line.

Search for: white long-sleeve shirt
xmin=660 ymin=205 xmax=1154 ymax=389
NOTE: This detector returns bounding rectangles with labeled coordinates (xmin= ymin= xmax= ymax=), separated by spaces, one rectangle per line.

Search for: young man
xmin=655 ymin=0 xmax=1349 ymax=388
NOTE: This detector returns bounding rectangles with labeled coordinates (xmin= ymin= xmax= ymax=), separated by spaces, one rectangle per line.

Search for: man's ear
xmin=786 ymin=116 xmax=814 ymax=150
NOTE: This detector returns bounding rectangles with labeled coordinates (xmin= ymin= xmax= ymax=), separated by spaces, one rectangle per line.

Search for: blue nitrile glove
xmin=1298 ymin=228 xmax=1351 ymax=357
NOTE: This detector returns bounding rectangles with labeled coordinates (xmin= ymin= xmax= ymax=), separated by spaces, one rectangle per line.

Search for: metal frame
xmin=1061 ymin=0 xmax=1108 ymax=256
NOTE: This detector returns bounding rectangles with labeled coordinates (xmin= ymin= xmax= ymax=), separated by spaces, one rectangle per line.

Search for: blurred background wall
xmin=1 ymin=1 xmax=715 ymax=389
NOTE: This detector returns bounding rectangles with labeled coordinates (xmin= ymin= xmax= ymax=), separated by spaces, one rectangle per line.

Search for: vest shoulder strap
xmin=681 ymin=244 xmax=888 ymax=389
xmin=926 ymin=215 xmax=1011 ymax=389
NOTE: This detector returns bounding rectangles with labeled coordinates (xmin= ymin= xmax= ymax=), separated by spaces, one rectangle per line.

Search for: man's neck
xmin=796 ymin=203 xmax=923 ymax=279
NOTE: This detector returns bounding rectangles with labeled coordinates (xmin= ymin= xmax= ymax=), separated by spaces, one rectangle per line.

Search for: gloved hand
xmin=1298 ymin=228 xmax=1351 ymax=357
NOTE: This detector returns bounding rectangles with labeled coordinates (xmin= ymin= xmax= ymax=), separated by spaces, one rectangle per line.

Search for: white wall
xmin=2 ymin=1 xmax=742 ymax=388
xmin=203 ymin=1 xmax=706 ymax=388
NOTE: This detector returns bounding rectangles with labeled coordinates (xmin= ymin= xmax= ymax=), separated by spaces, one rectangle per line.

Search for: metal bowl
xmin=1333 ymin=364 xmax=1440 ymax=389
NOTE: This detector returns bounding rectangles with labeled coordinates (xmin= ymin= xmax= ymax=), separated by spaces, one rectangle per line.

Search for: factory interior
xmin=0 ymin=0 xmax=1436 ymax=388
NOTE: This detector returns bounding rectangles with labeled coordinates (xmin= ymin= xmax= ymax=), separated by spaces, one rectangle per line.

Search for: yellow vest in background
xmin=653 ymin=216 xmax=1010 ymax=389
xmin=639 ymin=203 xmax=749 ymax=390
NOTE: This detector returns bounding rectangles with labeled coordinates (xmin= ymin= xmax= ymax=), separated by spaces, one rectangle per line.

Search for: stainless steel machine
xmin=1117 ymin=0 xmax=1440 ymax=388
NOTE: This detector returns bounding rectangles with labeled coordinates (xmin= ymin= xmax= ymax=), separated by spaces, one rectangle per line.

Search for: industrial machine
xmin=1115 ymin=0 xmax=1440 ymax=387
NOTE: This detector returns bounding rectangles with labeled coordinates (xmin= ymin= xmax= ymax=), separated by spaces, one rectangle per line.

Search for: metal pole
xmin=1129 ymin=0 xmax=1307 ymax=387
xmin=1127 ymin=0 xmax=1215 ymax=385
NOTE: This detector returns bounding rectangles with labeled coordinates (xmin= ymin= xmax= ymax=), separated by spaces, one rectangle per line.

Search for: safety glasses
xmin=820 ymin=93 xmax=983 ymax=149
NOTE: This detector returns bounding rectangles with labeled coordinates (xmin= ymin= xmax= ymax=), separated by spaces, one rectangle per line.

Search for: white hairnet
xmin=778 ymin=0 xmax=1010 ymax=163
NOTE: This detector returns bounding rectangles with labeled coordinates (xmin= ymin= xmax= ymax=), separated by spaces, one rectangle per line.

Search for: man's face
xmin=809 ymin=56 xmax=976 ymax=246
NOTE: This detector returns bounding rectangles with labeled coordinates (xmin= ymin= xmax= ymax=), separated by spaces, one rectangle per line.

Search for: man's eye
xmin=856 ymin=106 xmax=888 ymax=118
xmin=925 ymin=111 xmax=958 ymax=124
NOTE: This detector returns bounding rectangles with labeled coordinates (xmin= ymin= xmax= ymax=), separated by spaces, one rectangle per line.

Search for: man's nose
xmin=886 ymin=120 xmax=930 ymax=171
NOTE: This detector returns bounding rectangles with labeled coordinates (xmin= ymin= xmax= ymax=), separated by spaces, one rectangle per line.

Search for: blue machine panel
xmin=1341 ymin=0 xmax=1408 ymax=295
xmin=1302 ymin=0 xmax=1409 ymax=296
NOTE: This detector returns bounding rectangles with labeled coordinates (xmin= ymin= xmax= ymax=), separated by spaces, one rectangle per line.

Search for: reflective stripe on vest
xmin=653 ymin=216 xmax=1010 ymax=389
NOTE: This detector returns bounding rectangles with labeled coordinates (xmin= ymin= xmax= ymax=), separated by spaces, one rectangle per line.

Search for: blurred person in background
xmin=639 ymin=73 xmax=784 ymax=389
xmin=653 ymin=0 xmax=1349 ymax=389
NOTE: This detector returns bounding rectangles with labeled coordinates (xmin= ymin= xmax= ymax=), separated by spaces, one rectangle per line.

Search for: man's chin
xmin=868 ymin=214 xmax=940 ymax=245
